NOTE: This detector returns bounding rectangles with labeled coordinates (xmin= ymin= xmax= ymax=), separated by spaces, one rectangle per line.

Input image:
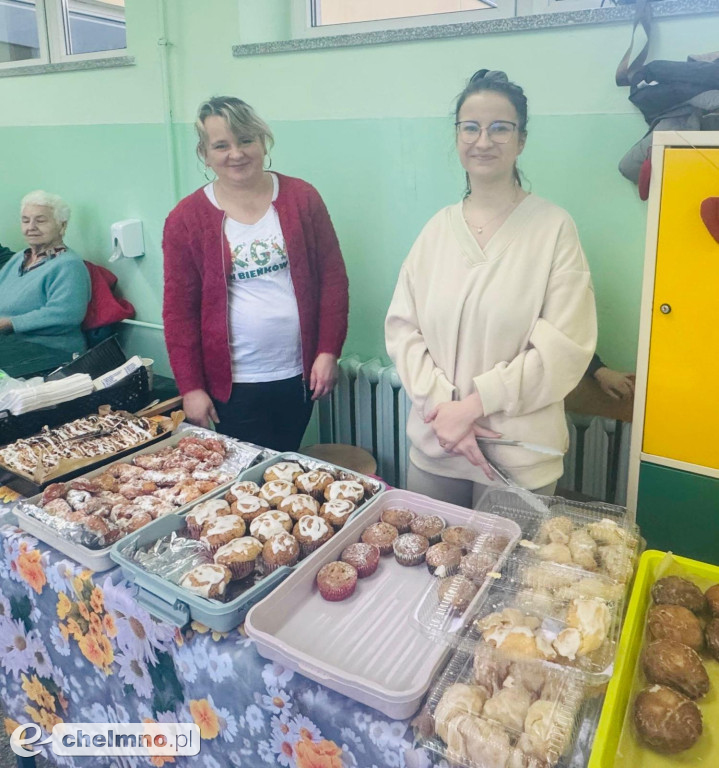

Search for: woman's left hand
xmin=310 ymin=353 xmax=338 ymax=401
xmin=425 ymin=393 xmax=490 ymax=451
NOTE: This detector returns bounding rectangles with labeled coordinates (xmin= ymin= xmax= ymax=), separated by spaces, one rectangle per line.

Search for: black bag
xmin=629 ymin=60 xmax=719 ymax=124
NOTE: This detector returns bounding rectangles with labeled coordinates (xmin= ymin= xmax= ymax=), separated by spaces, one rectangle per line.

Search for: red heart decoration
xmin=701 ymin=197 xmax=719 ymax=244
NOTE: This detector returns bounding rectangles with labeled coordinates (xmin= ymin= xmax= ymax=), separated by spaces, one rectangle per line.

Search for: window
xmin=295 ymin=0 xmax=511 ymax=35
xmin=0 ymin=0 xmax=126 ymax=69
xmin=294 ymin=0 xmax=614 ymax=37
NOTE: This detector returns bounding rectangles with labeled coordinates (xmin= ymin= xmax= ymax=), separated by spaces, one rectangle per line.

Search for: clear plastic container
xmin=479 ymin=488 xmax=640 ymax=585
xmin=418 ymin=642 xmax=587 ymax=768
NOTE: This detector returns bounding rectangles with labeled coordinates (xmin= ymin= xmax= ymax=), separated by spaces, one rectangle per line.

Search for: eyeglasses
xmin=455 ymin=120 xmax=518 ymax=144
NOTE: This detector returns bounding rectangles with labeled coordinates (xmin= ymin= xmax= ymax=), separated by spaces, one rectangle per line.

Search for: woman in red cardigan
xmin=162 ymin=97 xmax=349 ymax=450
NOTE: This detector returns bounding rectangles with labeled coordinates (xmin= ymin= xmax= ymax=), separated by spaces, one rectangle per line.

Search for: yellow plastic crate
xmin=589 ymin=550 xmax=719 ymax=767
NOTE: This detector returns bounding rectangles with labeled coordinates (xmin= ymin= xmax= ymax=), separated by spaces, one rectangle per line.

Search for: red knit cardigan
xmin=162 ymin=174 xmax=349 ymax=402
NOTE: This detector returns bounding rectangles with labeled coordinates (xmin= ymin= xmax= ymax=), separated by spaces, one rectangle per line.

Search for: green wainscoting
xmin=637 ymin=462 xmax=719 ymax=565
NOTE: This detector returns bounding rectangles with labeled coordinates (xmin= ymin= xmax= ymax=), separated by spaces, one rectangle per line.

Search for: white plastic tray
xmin=245 ymin=489 xmax=521 ymax=719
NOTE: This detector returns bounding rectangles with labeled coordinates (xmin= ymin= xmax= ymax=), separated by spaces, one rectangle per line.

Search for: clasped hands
xmin=424 ymin=393 xmax=498 ymax=480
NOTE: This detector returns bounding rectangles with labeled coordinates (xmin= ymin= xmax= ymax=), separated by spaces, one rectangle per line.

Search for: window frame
xmin=292 ymin=0 xmax=613 ymax=38
xmin=291 ymin=0 xmax=517 ymax=39
xmin=0 ymin=0 xmax=126 ymax=72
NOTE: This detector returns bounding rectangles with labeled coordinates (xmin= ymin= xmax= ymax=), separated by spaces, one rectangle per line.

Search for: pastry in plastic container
xmin=441 ymin=526 xmax=479 ymax=552
xmin=250 ymin=510 xmax=293 ymax=543
xmin=420 ymin=641 xmax=584 ymax=768
xmin=426 ymin=542 xmax=462 ymax=577
xmin=437 ymin=575 xmax=478 ymax=612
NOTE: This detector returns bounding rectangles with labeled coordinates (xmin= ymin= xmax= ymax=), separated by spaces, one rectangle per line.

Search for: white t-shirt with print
xmin=205 ymin=175 xmax=303 ymax=383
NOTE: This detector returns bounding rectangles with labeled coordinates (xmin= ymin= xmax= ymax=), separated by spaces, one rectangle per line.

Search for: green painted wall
xmin=1 ymin=0 xmax=717 ymax=376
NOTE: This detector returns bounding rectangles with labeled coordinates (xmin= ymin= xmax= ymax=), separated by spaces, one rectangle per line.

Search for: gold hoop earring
xmin=264 ymin=155 xmax=272 ymax=171
xmin=203 ymin=166 xmax=215 ymax=182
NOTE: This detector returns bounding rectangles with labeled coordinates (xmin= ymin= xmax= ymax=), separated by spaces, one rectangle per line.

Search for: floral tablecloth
xmin=0 ymin=486 xmax=425 ymax=768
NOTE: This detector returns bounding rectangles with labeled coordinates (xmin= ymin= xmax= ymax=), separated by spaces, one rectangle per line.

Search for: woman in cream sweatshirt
xmin=385 ymin=70 xmax=597 ymax=507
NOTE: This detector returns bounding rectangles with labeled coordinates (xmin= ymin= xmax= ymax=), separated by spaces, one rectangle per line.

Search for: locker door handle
xmin=659 ymin=303 xmax=672 ymax=314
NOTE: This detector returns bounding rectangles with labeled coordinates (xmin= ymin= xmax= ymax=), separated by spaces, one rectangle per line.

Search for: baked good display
xmin=437 ymin=575 xmax=479 ymax=612
xmin=380 ymin=506 xmax=415 ymax=534
xmin=249 ymin=510 xmax=293 ymax=543
xmin=0 ymin=411 xmax=172 ymax=478
xmin=319 ymin=499 xmax=355 ymax=528
xmin=179 ymin=564 xmax=232 ymax=599
xmin=633 ymin=684 xmax=703 ymax=753
xmin=225 ymin=480 xmax=260 ymax=503
xmin=393 ymin=533 xmax=429 ymax=566
xmin=432 ymin=672 xmax=579 ymax=768
xmin=651 ymin=576 xmax=706 ymax=613
xmin=25 ymin=435 xmax=235 ymax=548
xmin=426 ymin=542 xmax=462 ymax=577
xmin=441 ymin=526 xmax=478 ymax=552
xmin=410 ymin=515 xmax=446 ymax=545
xmin=278 ymin=493 xmax=320 ymax=521
xmin=230 ymin=494 xmax=270 ymax=523
xmin=706 ymin=618 xmax=719 ymax=661
xmin=316 ymin=561 xmax=358 ymax=601
xmin=263 ymin=461 xmax=303 ymax=484
xmin=213 ymin=536 xmax=262 ymax=580
xmin=201 ymin=515 xmax=247 ymax=553
xmin=262 ymin=533 xmax=300 ymax=573
xmin=647 ymin=604 xmax=704 ymax=651
xmin=642 ymin=639 xmax=710 ymax=699
xmin=524 ymin=514 xmax=638 ymax=583
xmin=361 ymin=521 xmax=398 ymax=555
xmin=259 ymin=480 xmax=297 ymax=507
xmin=293 ymin=515 xmax=334 ymax=557
xmin=705 ymin=584 xmax=719 ymax=617
xmin=324 ymin=480 xmax=365 ymax=504
xmin=295 ymin=470 xmax=334 ymax=499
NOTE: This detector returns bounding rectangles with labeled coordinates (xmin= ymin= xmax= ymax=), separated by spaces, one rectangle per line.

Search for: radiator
xmin=319 ymin=357 xmax=631 ymax=503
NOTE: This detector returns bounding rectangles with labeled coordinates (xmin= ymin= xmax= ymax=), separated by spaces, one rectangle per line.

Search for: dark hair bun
xmin=470 ymin=69 xmax=509 ymax=84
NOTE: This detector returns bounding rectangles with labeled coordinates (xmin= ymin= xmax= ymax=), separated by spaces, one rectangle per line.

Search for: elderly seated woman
xmin=0 ymin=191 xmax=90 ymax=355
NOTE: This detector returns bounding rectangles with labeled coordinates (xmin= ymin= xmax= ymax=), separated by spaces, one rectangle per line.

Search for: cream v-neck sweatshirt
xmin=385 ymin=195 xmax=597 ymax=489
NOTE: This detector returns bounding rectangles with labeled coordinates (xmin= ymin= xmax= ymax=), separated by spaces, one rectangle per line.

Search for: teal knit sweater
xmin=0 ymin=247 xmax=90 ymax=355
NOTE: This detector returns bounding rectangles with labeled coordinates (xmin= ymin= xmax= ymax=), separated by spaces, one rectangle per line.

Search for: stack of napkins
xmin=0 ymin=374 xmax=94 ymax=416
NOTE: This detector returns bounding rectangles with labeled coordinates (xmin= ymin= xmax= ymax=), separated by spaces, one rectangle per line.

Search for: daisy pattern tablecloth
xmin=0 ymin=490 xmax=429 ymax=768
